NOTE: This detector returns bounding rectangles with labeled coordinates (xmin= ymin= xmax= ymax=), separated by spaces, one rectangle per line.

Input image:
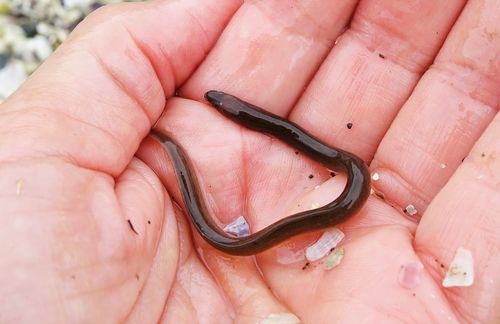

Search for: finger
xmin=370 ymin=0 xmax=500 ymax=216
xmin=0 ymin=157 xmax=169 ymax=322
xmin=289 ymin=0 xmax=466 ymax=161
xmin=0 ymin=0 xmax=241 ymax=175
xmin=181 ymin=0 xmax=359 ymax=115
xmin=415 ymin=112 xmax=500 ymax=323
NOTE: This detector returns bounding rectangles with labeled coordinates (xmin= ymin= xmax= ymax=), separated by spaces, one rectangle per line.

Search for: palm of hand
xmin=1 ymin=1 xmax=498 ymax=323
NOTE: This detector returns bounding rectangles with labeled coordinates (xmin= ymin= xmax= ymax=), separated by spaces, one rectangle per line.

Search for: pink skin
xmin=0 ymin=0 xmax=499 ymax=323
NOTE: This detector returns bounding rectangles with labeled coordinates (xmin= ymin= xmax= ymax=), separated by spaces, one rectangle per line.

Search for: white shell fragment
xmin=442 ymin=247 xmax=474 ymax=287
xmin=405 ymin=204 xmax=418 ymax=216
xmin=223 ymin=215 xmax=250 ymax=237
xmin=324 ymin=247 xmax=344 ymax=270
xmin=371 ymin=172 xmax=380 ymax=181
xmin=398 ymin=261 xmax=424 ymax=289
xmin=260 ymin=312 xmax=300 ymax=324
xmin=305 ymin=228 xmax=345 ymax=262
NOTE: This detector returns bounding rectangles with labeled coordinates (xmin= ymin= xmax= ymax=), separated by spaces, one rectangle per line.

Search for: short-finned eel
xmin=150 ymin=91 xmax=371 ymax=255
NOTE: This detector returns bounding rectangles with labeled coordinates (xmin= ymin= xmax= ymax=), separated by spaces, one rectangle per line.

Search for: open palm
xmin=1 ymin=0 xmax=498 ymax=323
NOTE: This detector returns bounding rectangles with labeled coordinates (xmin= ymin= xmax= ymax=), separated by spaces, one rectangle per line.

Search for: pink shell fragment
xmin=398 ymin=261 xmax=424 ymax=289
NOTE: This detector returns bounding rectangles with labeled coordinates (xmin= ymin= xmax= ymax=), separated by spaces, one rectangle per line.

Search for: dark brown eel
xmin=150 ymin=91 xmax=371 ymax=255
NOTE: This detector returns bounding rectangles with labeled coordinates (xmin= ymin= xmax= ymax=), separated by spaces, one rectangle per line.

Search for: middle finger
xmin=181 ymin=0 xmax=360 ymax=115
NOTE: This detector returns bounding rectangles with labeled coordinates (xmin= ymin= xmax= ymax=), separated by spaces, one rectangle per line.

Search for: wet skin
xmin=150 ymin=91 xmax=371 ymax=255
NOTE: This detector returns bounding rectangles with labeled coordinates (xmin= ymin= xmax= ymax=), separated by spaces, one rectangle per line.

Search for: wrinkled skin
xmin=0 ymin=0 xmax=499 ymax=323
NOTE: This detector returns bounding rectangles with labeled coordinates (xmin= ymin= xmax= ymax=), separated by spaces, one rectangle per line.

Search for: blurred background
xmin=0 ymin=0 xmax=139 ymax=102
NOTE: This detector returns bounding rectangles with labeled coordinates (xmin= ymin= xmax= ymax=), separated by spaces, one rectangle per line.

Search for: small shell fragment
xmin=398 ymin=261 xmax=424 ymax=289
xmin=260 ymin=312 xmax=300 ymax=324
xmin=324 ymin=247 xmax=344 ymax=270
xmin=371 ymin=172 xmax=380 ymax=181
xmin=223 ymin=215 xmax=250 ymax=237
xmin=405 ymin=204 xmax=417 ymax=216
xmin=442 ymin=247 xmax=474 ymax=287
xmin=305 ymin=228 xmax=344 ymax=262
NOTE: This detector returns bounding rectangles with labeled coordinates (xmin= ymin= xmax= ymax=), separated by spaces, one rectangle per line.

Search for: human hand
xmin=1 ymin=0 xmax=498 ymax=323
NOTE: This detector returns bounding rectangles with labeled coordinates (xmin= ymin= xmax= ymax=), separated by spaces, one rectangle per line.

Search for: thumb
xmin=0 ymin=0 xmax=240 ymax=176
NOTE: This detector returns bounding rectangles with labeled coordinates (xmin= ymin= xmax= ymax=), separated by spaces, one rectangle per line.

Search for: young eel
xmin=150 ymin=91 xmax=371 ymax=255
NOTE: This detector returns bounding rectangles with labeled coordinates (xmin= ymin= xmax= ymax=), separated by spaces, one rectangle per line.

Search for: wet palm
xmin=0 ymin=0 xmax=498 ymax=323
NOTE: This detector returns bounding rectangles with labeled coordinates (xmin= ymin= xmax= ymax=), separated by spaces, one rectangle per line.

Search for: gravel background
xmin=0 ymin=0 xmax=139 ymax=102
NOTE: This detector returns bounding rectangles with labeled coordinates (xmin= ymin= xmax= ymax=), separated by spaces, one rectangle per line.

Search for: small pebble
xmin=0 ymin=53 xmax=9 ymax=69
xmin=0 ymin=60 xmax=28 ymax=100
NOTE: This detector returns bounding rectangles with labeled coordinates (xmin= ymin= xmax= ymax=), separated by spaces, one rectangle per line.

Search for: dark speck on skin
xmin=127 ymin=219 xmax=139 ymax=235
xmin=295 ymin=151 xmax=299 ymax=155
xmin=481 ymin=153 xmax=486 ymax=157
xmin=378 ymin=53 xmax=386 ymax=59
xmin=347 ymin=123 xmax=353 ymax=129
xmin=330 ymin=171 xmax=336 ymax=177
xmin=147 ymin=220 xmax=151 ymax=225
xmin=308 ymin=174 xmax=314 ymax=179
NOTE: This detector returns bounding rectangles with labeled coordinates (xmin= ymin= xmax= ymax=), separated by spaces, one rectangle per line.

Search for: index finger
xmin=0 ymin=0 xmax=241 ymax=175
